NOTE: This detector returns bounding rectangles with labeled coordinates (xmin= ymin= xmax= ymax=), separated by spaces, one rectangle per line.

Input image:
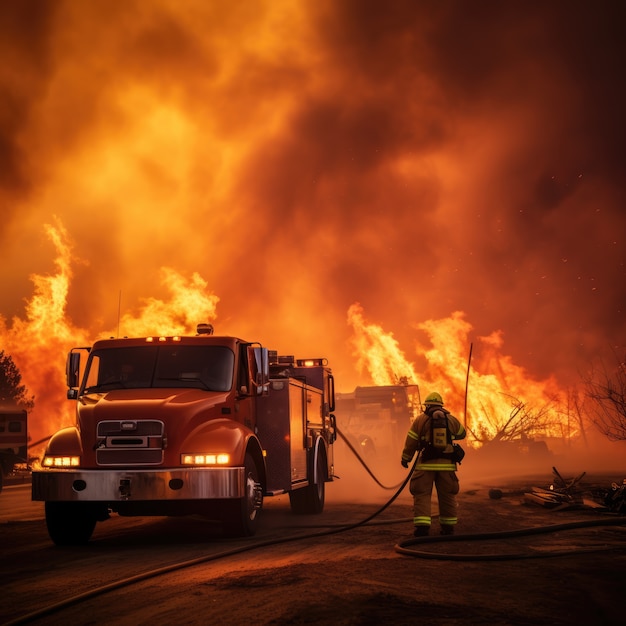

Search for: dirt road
xmin=2 ymin=465 xmax=626 ymax=625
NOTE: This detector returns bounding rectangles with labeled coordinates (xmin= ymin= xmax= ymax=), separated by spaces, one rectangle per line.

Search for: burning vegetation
xmin=0 ymin=222 xmax=624 ymax=473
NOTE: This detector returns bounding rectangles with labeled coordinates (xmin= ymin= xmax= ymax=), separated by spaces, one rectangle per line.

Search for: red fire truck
xmin=0 ymin=406 xmax=28 ymax=493
xmin=32 ymin=324 xmax=337 ymax=545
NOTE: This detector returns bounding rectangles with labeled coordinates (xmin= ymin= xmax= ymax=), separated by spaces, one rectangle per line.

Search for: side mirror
xmin=328 ymin=373 xmax=336 ymax=412
xmin=66 ymin=351 xmax=81 ymax=389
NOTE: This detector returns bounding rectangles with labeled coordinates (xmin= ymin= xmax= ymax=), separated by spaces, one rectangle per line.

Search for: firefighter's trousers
xmin=409 ymin=468 xmax=459 ymax=528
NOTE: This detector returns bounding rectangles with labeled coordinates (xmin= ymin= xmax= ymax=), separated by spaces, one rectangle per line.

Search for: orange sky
xmin=1 ymin=1 xmax=625 ymax=445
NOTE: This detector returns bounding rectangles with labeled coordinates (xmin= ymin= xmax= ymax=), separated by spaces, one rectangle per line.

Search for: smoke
xmin=1 ymin=0 xmax=625 ymax=402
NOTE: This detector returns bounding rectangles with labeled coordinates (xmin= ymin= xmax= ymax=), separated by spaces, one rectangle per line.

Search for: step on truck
xmin=32 ymin=324 xmax=337 ymax=545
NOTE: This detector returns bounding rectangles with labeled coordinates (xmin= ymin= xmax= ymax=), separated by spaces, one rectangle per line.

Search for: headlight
xmin=42 ymin=456 xmax=80 ymax=468
xmin=180 ymin=453 xmax=230 ymax=466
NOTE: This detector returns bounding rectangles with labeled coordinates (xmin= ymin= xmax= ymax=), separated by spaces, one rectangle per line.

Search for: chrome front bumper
xmin=32 ymin=467 xmax=245 ymax=502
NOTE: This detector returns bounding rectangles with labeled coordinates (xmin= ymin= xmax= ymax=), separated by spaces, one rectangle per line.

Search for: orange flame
xmin=348 ymin=305 xmax=579 ymax=445
xmin=2 ymin=222 xmax=584 ymax=461
xmin=0 ymin=222 xmax=220 ymax=456
xmin=347 ymin=303 xmax=418 ymax=386
xmin=116 ymin=269 xmax=219 ymax=338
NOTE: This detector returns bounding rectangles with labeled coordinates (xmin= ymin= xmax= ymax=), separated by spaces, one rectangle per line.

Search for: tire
xmin=45 ymin=502 xmax=98 ymax=546
xmin=289 ymin=447 xmax=326 ymax=515
xmin=221 ymin=453 xmax=263 ymax=537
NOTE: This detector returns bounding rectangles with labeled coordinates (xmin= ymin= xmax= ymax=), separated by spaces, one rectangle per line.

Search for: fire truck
xmin=32 ymin=324 xmax=337 ymax=545
xmin=0 ymin=406 xmax=28 ymax=493
xmin=335 ymin=384 xmax=420 ymax=461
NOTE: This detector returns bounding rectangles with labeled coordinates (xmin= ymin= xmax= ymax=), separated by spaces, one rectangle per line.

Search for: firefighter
xmin=401 ymin=391 xmax=466 ymax=536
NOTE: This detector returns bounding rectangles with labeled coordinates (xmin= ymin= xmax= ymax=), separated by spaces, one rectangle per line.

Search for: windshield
xmin=82 ymin=345 xmax=234 ymax=393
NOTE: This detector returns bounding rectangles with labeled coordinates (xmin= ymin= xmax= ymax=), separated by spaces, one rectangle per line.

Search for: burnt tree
xmin=583 ymin=356 xmax=626 ymax=441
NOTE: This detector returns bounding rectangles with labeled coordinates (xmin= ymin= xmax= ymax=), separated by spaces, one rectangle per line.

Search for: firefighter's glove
xmin=401 ymin=459 xmax=409 ymax=468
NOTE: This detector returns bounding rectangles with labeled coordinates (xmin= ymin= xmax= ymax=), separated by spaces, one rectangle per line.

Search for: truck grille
xmin=96 ymin=420 xmax=165 ymax=466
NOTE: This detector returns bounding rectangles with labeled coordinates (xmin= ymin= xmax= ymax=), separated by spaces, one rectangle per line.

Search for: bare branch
xmin=582 ymin=355 xmax=626 ymax=441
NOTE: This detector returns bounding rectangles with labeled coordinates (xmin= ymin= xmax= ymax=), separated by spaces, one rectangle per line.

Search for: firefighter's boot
xmin=440 ymin=524 xmax=454 ymax=536
xmin=413 ymin=525 xmax=430 ymax=537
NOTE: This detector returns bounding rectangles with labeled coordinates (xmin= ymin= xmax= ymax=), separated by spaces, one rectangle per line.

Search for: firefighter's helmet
xmin=424 ymin=392 xmax=444 ymax=406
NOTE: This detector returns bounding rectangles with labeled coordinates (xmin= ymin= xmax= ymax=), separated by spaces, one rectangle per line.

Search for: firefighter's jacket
xmin=401 ymin=408 xmax=466 ymax=471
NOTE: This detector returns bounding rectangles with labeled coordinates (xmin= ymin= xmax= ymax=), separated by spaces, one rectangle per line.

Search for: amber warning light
xmin=296 ymin=358 xmax=327 ymax=367
xmin=145 ymin=336 xmax=182 ymax=343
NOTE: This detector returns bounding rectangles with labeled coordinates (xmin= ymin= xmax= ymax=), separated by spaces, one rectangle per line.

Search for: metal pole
xmin=464 ymin=342 xmax=473 ymax=430
xmin=117 ymin=290 xmax=122 ymax=338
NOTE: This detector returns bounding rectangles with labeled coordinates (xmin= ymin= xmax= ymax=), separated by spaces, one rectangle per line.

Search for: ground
xmin=2 ymin=457 xmax=626 ymax=625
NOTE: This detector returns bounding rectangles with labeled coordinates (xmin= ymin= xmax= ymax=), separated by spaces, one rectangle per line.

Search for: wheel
xmin=289 ymin=448 xmax=326 ymax=515
xmin=221 ymin=453 xmax=263 ymax=537
xmin=45 ymin=502 xmax=98 ymax=546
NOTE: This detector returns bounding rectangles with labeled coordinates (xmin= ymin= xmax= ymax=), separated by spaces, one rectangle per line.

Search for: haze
xmin=1 ymin=1 xmax=624 ymax=455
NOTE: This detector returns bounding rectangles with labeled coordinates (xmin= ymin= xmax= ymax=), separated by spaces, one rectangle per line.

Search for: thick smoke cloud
xmin=0 ymin=0 xmax=624 ymax=391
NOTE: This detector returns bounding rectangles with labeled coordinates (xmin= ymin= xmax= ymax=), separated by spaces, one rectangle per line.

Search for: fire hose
xmin=335 ymin=426 xmax=405 ymax=490
xmin=7 ymin=441 xmax=623 ymax=625
xmin=23 ymin=428 xmax=626 ymax=562
xmin=336 ymin=426 xmax=626 ymax=561
xmin=394 ymin=516 xmax=626 ymax=560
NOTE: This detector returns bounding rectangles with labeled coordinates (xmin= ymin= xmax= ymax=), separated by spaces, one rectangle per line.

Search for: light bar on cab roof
xmin=296 ymin=358 xmax=328 ymax=367
xmin=145 ymin=336 xmax=182 ymax=343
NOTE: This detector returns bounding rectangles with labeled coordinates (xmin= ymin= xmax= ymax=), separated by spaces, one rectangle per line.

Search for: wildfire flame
xmin=0 ymin=222 xmax=219 ymax=456
xmin=1 ymin=3 xmax=624 ymax=471
xmin=348 ymin=303 xmax=576 ymax=444
xmin=117 ymin=269 xmax=219 ymax=338
xmin=0 ymin=221 xmax=594 ymax=461
xmin=347 ymin=303 xmax=419 ymax=386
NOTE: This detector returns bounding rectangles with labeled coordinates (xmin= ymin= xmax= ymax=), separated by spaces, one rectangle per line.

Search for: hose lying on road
xmin=337 ymin=427 xmax=626 ymax=561
xmin=336 ymin=427 xmax=626 ymax=561
xmin=6 ymin=450 xmax=417 ymax=626
xmin=395 ymin=516 xmax=626 ymax=561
